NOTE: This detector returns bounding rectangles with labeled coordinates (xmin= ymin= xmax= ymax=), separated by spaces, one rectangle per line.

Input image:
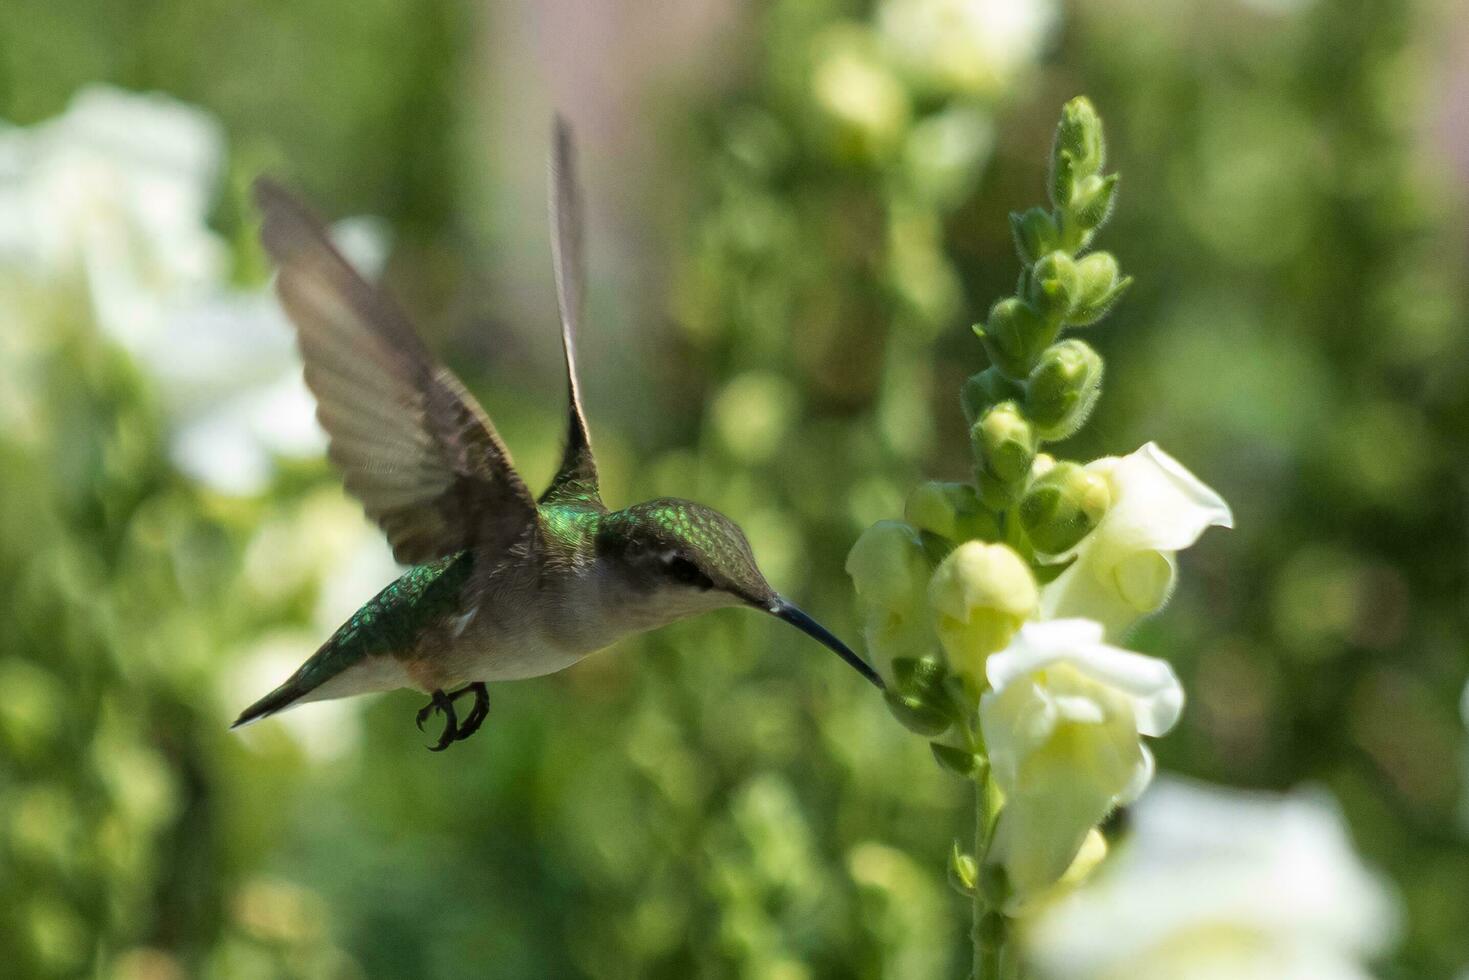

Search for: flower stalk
xmin=848 ymin=96 xmax=1229 ymax=980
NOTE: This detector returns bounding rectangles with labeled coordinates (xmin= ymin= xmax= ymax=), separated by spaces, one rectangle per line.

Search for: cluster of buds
xmin=968 ymin=97 xmax=1128 ymax=526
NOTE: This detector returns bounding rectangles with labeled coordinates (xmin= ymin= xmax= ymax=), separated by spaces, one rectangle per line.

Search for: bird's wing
xmin=539 ymin=115 xmax=602 ymax=507
xmin=255 ymin=178 xmax=538 ymax=564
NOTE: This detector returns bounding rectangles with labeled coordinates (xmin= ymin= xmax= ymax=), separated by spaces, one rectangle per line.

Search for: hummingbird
xmin=232 ymin=118 xmax=882 ymax=749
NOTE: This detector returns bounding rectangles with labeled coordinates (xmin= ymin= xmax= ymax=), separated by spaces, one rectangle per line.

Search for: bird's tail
xmin=231 ymin=667 xmax=317 ymax=729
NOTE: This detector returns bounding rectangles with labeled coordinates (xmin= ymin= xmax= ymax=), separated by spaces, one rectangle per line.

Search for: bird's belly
xmin=463 ymin=634 xmax=595 ymax=682
xmin=411 ymin=604 xmax=608 ymax=687
xmin=403 ymin=563 xmax=662 ymax=689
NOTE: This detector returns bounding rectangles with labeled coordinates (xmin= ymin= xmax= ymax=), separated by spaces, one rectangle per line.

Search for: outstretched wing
xmin=540 ymin=115 xmax=602 ymax=507
xmin=255 ymin=178 xmax=538 ymax=564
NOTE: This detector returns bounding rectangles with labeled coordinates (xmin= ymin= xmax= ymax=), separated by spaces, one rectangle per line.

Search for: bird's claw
xmin=415 ymin=683 xmax=489 ymax=751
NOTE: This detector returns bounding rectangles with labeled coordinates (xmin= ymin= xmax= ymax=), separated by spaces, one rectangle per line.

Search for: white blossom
xmin=1 ymin=87 xmax=392 ymax=496
xmin=0 ymin=86 xmax=227 ymax=345
xmin=1025 ymin=778 xmax=1401 ymax=980
xmin=1040 ymin=443 xmax=1232 ymax=637
xmin=980 ymin=619 xmax=1183 ymax=906
xmin=878 ymin=0 xmax=1057 ymax=98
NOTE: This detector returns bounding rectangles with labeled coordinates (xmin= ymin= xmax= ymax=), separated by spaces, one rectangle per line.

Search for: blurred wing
xmin=254 ymin=178 xmax=537 ymax=563
xmin=540 ymin=115 xmax=601 ymax=506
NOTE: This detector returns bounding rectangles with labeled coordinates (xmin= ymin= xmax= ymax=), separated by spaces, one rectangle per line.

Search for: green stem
xmin=971 ymin=771 xmax=1008 ymax=979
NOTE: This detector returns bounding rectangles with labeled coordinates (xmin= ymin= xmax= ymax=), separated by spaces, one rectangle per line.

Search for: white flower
xmin=1 ymin=87 xmax=397 ymax=496
xmin=878 ymin=0 xmax=1057 ymax=99
xmin=1025 ymin=778 xmax=1401 ymax=980
xmin=0 ymin=86 xmax=227 ymax=345
xmin=980 ymin=619 xmax=1183 ymax=907
xmin=148 ymin=216 xmax=388 ymax=494
xmin=1040 ymin=443 xmax=1232 ymax=638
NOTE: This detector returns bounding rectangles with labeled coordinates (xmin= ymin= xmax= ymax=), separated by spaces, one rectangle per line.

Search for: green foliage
xmin=2 ymin=0 xmax=1467 ymax=976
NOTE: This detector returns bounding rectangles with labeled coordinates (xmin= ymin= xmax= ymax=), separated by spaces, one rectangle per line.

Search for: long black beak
xmin=768 ymin=597 xmax=885 ymax=690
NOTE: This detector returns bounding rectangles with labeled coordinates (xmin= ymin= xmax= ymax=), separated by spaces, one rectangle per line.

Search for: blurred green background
xmin=2 ymin=0 xmax=1467 ymax=976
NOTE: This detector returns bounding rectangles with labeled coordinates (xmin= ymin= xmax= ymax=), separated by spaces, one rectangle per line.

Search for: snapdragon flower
xmin=1024 ymin=778 xmax=1401 ymax=979
xmin=1040 ymin=443 xmax=1232 ymax=637
xmin=980 ymin=619 xmax=1183 ymax=906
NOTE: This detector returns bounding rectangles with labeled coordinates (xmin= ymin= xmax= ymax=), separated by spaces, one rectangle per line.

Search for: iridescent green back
xmin=303 ymin=552 xmax=475 ymax=682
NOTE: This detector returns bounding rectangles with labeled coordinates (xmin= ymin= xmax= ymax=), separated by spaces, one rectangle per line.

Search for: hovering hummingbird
xmin=233 ymin=118 xmax=882 ymax=749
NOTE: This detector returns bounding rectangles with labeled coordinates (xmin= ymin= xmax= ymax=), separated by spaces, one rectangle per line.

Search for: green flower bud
xmin=905 ymin=481 xmax=1000 ymax=543
xmin=892 ymin=655 xmax=948 ymax=702
xmin=1019 ymin=461 xmax=1111 ymax=555
xmin=976 ymin=469 xmax=1018 ymax=510
xmin=884 ymin=689 xmax=952 ymax=736
xmin=927 ymin=542 xmax=1038 ymax=684
xmin=1071 ymin=173 xmax=1119 ymax=231
xmin=949 ymin=843 xmax=979 ymax=897
xmin=972 ymin=401 xmax=1037 ymax=487
xmin=1009 ymin=207 xmax=1060 ymax=267
xmin=1066 ymin=251 xmax=1132 ymax=326
xmin=976 ymin=297 xmax=1047 ymax=379
xmin=961 ymin=367 xmax=1024 ymax=425
xmin=1027 ymin=251 xmax=1082 ymax=322
xmin=1050 ymin=96 xmax=1105 ymax=208
xmin=1026 ymin=339 xmax=1104 ymax=440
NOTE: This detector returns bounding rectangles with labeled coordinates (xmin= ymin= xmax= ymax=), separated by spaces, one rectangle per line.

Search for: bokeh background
xmin=2 ymin=0 xmax=1467 ymax=976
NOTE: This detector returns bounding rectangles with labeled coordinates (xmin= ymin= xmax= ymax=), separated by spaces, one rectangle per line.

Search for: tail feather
xmin=231 ymin=669 xmax=315 ymax=730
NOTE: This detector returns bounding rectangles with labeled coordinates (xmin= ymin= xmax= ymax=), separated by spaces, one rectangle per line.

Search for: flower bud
xmin=972 ymin=401 xmax=1038 ymax=488
xmin=1070 ymin=173 xmax=1119 ymax=232
xmin=1027 ymin=251 xmax=1082 ymax=322
xmin=1050 ymin=96 xmax=1105 ymax=208
xmin=905 ymin=481 xmax=1000 ymax=543
xmin=1026 ymin=339 xmax=1104 ymax=440
xmin=1066 ymin=251 xmax=1132 ymax=326
xmin=1020 ymin=461 xmax=1111 ymax=556
xmin=891 ymin=653 xmax=947 ymax=698
xmin=949 ymin=843 xmax=979 ymax=896
xmin=848 ymin=521 xmax=925 ymax=609
xmin=884 ymin=689 xmax=952 ymax=736
xmin=927 ymin=542 xmax=1038 ymax=683
xmin=976 ymin=297 xmax=1047 ymax=379
xmin=961 ymin=367 xmax=1024 ymax=426
xmin=847 ymin=521 xmax=933 ymax=673
xmin=1009 ymin=207 xmax=1060 ymax=267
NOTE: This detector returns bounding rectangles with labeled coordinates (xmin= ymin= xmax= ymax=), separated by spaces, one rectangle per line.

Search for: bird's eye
xmin=665 ymin=556 xmax=712 ymax=589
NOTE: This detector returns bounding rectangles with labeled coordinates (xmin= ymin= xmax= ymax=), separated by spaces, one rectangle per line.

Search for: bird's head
xmin=596 ymin=499 xmax=883 ymax=688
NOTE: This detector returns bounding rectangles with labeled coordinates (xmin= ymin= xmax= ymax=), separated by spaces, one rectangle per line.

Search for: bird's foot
xmin=415 ymin=683 xmax=489 ymax=751
xmin=453 ymin=682 xmax=491 ymax=741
